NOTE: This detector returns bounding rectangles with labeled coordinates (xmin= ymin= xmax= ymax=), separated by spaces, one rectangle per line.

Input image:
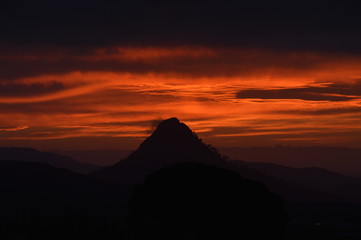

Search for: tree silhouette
xmin=129 ymin=162 xmax=288 ymax=240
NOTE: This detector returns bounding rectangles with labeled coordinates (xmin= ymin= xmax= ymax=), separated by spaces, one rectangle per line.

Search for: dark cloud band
xmin=236 ymin=83 xmax=361 ymax=102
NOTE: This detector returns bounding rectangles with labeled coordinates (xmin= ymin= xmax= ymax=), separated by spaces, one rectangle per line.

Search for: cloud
xmin=0 ymin=124 xmax=150 ymax=140
xmin=83 ymin=47 xmax=216 ymax=62
xmin=146 ymin=118 xmax=165 ymax=134
xmin=236 ymin=82 xmax=361 ymax=102
xmin=275 ymin=106 xmax=361 ymax=116
xmin=0 ymin=126 xmax=28 ymax=132
xmin=0 ymin=82 xmax=65 ymax=97
xmin=2 ymin=46 xmax=361 ymax=82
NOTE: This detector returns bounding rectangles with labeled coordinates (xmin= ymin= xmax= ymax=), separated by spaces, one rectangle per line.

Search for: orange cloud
xmin=83 ymin=47 xmax=217 ymax=62
xmin=1 ymin=46 xmax=361 ymax=149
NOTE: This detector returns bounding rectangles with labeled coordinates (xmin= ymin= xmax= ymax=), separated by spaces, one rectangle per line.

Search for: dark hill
xmin=129 ymin=162 xmax=288 ymax=240
xmin=0 ymin=160 xmax=130 ymax=209
xmin=0 ymin=161 xmax=131 ymax=240
xmin=219 ymin=146 xmax=361 ymax=177
xmin=237 ymin=161 xmax=361 ymax=201
xmin=0 ymin=160 xmax=102 ymax=193
xmin=0 ymin=147 xmax=98 ymax=173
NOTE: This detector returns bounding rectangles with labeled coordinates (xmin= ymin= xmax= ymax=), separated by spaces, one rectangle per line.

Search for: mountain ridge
xmin=219 ymin=146 xmax=361 ymax=177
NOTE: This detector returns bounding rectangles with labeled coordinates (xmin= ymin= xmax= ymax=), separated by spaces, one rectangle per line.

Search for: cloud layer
xmin=236 ymin=82 xmax=361 ymax=102
xmin=1 ymin=46 xmax=361 ymax=149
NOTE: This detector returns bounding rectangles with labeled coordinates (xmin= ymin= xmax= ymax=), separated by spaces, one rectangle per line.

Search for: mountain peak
xmin=158 ymin=117 xmax=181 ymax=126
xmin=146 ymin=117 xmax=197 ymax=146
xmin=91 ymin=117 xmax=224 ymax=184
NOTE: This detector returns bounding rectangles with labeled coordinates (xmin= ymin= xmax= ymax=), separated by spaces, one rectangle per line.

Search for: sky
xmin=1 ymin=1 xmax=361 ymax=150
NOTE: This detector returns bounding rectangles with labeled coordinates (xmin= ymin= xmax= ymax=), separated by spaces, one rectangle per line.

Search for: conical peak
xmin=157 ymin=117 xmax=181 ymax=128
xmin=93 ymin=117 xmax=225 ymax=184
xmin=143 ymin=118 xmax=199 ymax=146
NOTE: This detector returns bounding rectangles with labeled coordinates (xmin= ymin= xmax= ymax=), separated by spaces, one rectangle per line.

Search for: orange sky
xmin=1 ymin=46 xmax=361 ymax=150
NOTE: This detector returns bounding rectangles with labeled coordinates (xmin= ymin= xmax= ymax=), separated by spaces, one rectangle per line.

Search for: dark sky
xmin=2 ymin=1 xmax=361 ymax=51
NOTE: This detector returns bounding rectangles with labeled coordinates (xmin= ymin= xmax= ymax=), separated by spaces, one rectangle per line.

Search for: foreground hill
xmin=129 ymin=162 xmax=288 ymax=240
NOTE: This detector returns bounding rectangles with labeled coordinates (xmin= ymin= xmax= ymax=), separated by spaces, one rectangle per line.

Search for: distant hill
xmin=52 ymin=149 xmax=132 ymax=166
xmin=236 ymin=160 xmax=361 ymax=202
xmin=219 ymin=146 xmax=361 ymax=177
xmin=0 ymin=160 xmax=106 ymax=197
xmin=0 ymin=147 xmax=99 ymax=173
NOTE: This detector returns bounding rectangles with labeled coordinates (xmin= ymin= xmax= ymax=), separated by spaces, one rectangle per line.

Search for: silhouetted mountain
xmin=219 ymin=146 xmax=361 ymax=177
xmin=0 ymin=147 xmax=99 ymax=173
xmin=91 ymin=118 xmax=225 ymax=184
xmin=91 ymin=118 xmax=346 ymax=203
